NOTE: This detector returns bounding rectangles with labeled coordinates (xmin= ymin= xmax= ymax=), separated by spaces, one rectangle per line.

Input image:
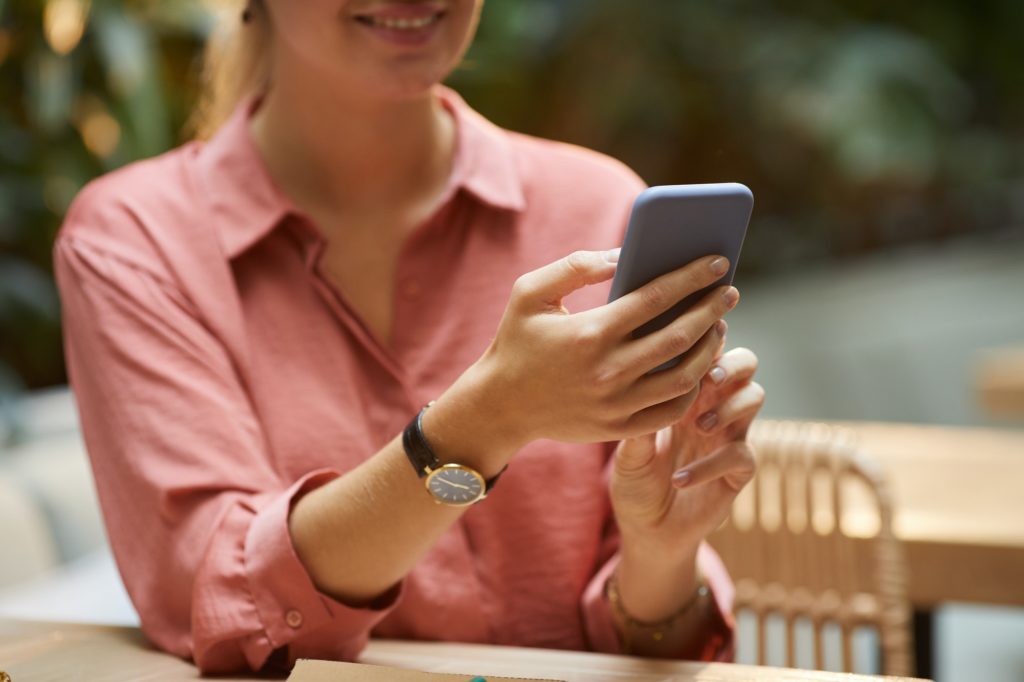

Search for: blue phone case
xmin=608 ymin=183 xmax=753 ymax=371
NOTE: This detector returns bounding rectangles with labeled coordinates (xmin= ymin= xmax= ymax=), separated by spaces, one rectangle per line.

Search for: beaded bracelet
xmin=606 ymin=571 xmax=709 ymax=652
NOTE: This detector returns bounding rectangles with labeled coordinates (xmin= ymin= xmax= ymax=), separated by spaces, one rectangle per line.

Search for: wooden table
xmin=832 ymin=421 xmax=1024 ymax=678
xmin=0 ymin=619 xmax=925 ymax=682
xmin=975 ymin=346 xmax=1024 ymax=418
xmin=836 ymin=421 xmax=1024 ymax=609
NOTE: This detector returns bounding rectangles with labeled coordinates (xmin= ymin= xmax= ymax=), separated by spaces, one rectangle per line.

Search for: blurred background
xmin=0 ymin=1 xmax=1022 ymax=681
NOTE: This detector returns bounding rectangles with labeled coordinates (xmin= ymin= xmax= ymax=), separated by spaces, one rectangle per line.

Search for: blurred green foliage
xmin=0 ymin=0 xmax=210 ymax=411
xmin=1 ymin=0 xmax=1023 ymax=404
xmin=456 ymin=0 xmax=1024 ymax=265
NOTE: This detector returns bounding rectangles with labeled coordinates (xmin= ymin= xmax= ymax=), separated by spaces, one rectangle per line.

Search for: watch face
xmin=425 ymin=464 xmax=486 ymax=506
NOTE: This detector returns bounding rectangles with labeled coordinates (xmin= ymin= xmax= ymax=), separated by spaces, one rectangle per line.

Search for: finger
xmin=614 ymin=286 xmax=737 ymax=378
xmin=624 ymin=321 xmax=725 ymax=412
xmin=669 ymin=418 xmax=692 ymax=470
xmin=671 ymin=442 xmax=756 ymax=492
xmin=694 ymin=381 xmax=766 ymax=436
xmin=713 ymin=320 xmax=728 ymax=359
xmin=513 ymin=250 xmax=620 ymax=312
xmin=622 ymin=385 xmax=700 ymax=438
xmin=692 ymin=340 xmax=748 ymax=415
xmin=614 ymin=431 xmax=658 ymax=474
xmin=602 ymin=255 xmax=734 ymax=335
xmin=703 ymin=346 xmax=758 ymax=388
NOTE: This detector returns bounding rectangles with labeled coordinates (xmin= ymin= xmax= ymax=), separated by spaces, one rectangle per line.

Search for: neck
xmin=250 ymin=68 xmax=455 ymax=223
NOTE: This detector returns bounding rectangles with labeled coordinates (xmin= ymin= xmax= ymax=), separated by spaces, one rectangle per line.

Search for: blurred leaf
xmin=0 ymin=116 xmax=33 ymax=166
xmin=25 ymin=47 xmax=78 ymax=133
xmin=92 ymin=7 xmax=170 ymax=156
xmin=774 ymin=27 xmax=971 ymax=184
xmin=0 ymin=364 xmax=25 ymax=448
xmin=0 ymin=175 xmax=40 ymax=240
xmin=137 ymin=0 xmax=213 ymax=36
xmin=43 ymin=0 xmax=91 ymax=56
xmin=0 ymin=255 xmax=60 ymax=319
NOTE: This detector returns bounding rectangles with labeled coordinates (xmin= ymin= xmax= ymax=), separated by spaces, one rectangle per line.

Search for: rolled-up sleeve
xmin=54 ymin=232 xmax=403 ymax=673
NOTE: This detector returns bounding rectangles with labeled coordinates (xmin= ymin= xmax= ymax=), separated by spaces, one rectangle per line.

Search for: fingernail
xmin=697 ymin=411 xmax=718 ymax=431
xmin=604 ymin=248 xmax=621 ymax=263
xmin=723 ymin=286 xmax=739 ymax=307
xmin=672 ymin=469 xmax=691 ymax=487
xmin=709 ymin=366 xmax=726 ymax=384
xmin=715 ymin=320 xmax=728 ymax=337
xmin=710 ymin=257 xmax=729 ymax=276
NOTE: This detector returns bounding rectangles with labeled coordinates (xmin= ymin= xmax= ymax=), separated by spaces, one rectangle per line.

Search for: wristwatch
xmin=402 ymin=401 xmax=507 ymax=506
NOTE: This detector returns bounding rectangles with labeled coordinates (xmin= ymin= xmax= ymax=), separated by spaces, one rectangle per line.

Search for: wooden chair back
xmin=708 ymin=420 xmax=913 ymax=676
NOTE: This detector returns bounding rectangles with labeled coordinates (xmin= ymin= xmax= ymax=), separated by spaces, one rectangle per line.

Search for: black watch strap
xmin=401 ymin=403 xmax=507 ymax=493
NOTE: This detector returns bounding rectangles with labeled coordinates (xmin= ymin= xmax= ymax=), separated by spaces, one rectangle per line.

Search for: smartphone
xmin=608 ymin=183 xmax=753 ymax=372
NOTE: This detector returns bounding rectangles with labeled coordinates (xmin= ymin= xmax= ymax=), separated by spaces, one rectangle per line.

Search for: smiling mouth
xmin=353 ymin=11 xmax=445 ymax=30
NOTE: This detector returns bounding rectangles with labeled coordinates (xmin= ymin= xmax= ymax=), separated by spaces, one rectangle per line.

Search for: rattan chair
xmin=708 ymin=420 xmax=913 ymax=676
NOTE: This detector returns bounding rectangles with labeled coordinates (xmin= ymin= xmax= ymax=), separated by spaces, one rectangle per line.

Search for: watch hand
xmin=439 ymin=478 xmax=471 ymax=491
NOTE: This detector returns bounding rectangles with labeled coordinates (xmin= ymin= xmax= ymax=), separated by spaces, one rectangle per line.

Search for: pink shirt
xmin=54 ymin=86 xmax=734 ymax=674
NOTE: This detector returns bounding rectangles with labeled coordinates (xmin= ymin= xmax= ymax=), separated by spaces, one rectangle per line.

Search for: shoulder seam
xmin=56 ymin=234 xmax=186 ymax=295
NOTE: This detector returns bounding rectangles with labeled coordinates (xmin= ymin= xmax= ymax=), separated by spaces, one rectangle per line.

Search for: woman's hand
xmin=470 ymin=249 xmax=739 ymax=453
xmin=609 ymin=345 xmax=763 ymax=562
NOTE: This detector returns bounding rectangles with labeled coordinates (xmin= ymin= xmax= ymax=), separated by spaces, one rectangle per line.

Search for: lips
xmin=353 ymin=2 xmax=447 ymax=29
xmin=351 ymin=3 xmax=448 ymax=47
xmin=354 ymin=11 xmax=444 ymax=30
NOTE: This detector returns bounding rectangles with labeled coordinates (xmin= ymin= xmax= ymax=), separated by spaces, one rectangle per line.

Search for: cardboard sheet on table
xmin=288 ymin=658 xmax=564 ymax=682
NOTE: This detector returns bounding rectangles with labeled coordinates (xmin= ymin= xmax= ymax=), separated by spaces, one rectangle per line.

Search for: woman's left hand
xmin=609 ymin=343 xmax=764 ymax=560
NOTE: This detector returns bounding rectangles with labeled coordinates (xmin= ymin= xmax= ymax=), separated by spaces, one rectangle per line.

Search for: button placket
xmin=391 ymin=242 xmax=428 ymax=362
xmin=302 ymin=231 xmax=406 ymax=380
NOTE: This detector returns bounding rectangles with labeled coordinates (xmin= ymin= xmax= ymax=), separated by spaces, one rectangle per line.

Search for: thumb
xmin=614 ymin=431 xmax=658 ymax=476
xmin=514 ymin=249 xmax=619 ymax=311
xmin=612 ymin=432 xmax=673 ymax=521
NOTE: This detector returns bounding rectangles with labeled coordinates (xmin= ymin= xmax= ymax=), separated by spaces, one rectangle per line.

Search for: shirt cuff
xmin=241 ymin=470 xmax=404 ymax=667
xmin=580 ymin=542 xmax=735 ymax=661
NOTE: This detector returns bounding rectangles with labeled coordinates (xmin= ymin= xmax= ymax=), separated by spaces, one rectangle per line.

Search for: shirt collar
xmin=196 ymin=85 xmax=526 ymax=260
xmin=440 ymin=86 xmax=527 ymax=214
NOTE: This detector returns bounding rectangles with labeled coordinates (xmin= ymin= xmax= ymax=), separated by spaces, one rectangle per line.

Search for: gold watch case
xmin=424 ymin=463 xmax=487 ymax=506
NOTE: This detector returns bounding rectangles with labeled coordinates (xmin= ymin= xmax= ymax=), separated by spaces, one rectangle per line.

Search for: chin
xmin=357 ymin=62 xmax=454 ymax=102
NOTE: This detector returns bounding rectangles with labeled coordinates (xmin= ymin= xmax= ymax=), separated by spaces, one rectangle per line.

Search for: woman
xmin=54 ymin=0 xmax=764 ymax=674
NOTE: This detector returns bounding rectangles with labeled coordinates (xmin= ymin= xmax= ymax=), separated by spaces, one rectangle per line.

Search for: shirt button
xmin=285 ymin=609 xmax=303 ymax=629
xmin=401 ymin=279 xmax=421 ymax=298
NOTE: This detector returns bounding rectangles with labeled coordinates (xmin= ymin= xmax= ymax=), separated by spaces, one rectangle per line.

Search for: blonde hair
xmin=191 ymin=1 xmax=270 ymax=140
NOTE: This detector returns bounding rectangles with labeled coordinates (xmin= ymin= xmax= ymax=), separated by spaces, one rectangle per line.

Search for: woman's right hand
xmin=474 ymin=249 xmax=739 ymax=449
